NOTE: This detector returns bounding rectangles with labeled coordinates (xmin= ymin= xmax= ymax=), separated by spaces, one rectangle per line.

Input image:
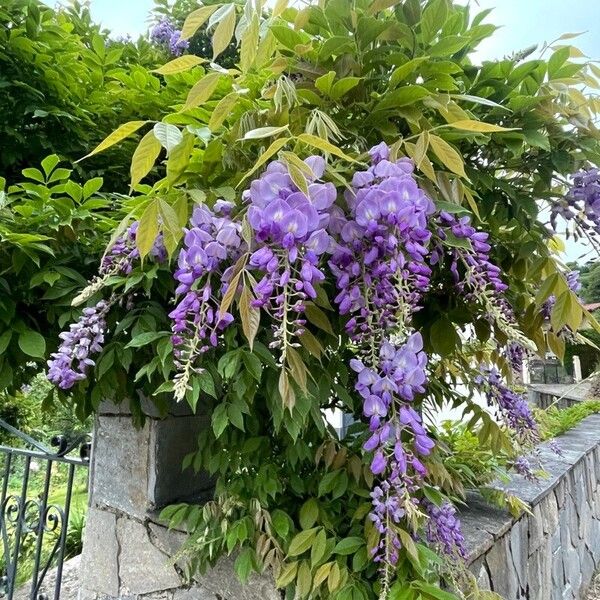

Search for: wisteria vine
xmin=47 ymin=142 xmax=550 ymax=593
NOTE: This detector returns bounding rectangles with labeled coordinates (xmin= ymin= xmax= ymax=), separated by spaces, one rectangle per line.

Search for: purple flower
xmin=150 ymin=18 xmax=188 ymax=57
xmin=47 ymin=300 xmax=110 ymax=390
xmin=425 ymin=501 xmax=467 ymax=559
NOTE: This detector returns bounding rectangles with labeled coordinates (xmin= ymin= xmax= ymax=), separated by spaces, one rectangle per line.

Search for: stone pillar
xmin=79 ymin=400 xmax=279 ymax=600
xmin=572 ymin=355 xmax=582 ymax=382
xmin=522 ymin=358 xmax=531 ymax=385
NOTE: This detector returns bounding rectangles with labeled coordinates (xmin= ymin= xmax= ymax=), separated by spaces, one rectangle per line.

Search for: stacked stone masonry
xmin=463 ymin=414 xmax=600 ymax=600
xmin=79 ymin=401 xmax=600 ymax=600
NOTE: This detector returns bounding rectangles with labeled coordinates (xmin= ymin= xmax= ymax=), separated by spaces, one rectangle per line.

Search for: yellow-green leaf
xmin=305 ymin=304 xmax=334 ymax=335
xmin=208 ymin=92 xmax=239 ymax=131
xmin=166 ymin=131 xmax=195 ymax=184
xmin=130 ymin=130 xmax=161 ymax=188
xmin=446 ymin=119 xmax=518 ymax=133
xmin=279 ymin=369 xmax=295 ymax=410
xmin=78 ymin=121 xmax=146 ymax=161
xmin=153 ymin=55 xmax=205 ymax=75
xmin=298 ymin=329 xmax=324 ymax=359
xmin=288 ymin=528 xmax=319 ymax=556
xmin=219 ymin=265 xmax=243 ymax=319
xmin=314 ymin=561 xmax=333 ymax=587
xmin=242 ymin=125 xmax=290 ymax=140
xmin=240 ymin=12 xmax=259 ymax=72
xmin=275 ymin=562 xmax=298 ymax=588
xmin=429 ymin=134 xmax=466 ymax=178
xmin=136 ymin=199 xmax=159 ymax=259
xmin=287 ymin=346 xmax=308 ymax=393
xmin=183 ymin=73 xmax=222 ymax=110
xmin=212 ymin=4 xmax=236 ymax=60
xmin=158 ymin=199 xmax=183 ymax=255
xmin=239 ymin=286 xmax=260 ymax=350
xmin=239 ymin=137 xmax=291 ymax=184
xmin=181 ymin=4 xmax=220 ymax=40
xmin=297 ymin=133 xmax=357 ymax=163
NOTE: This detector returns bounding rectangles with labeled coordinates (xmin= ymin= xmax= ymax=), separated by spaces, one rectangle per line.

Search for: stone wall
xmin=79 ymin=400 xmax=280 ymax=600
xmin=462 ymin=414 xmax=600 ymax=600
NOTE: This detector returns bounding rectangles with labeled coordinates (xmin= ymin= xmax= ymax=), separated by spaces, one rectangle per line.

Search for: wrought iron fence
xmin=0 ymin=418 xmax=90 ymax=600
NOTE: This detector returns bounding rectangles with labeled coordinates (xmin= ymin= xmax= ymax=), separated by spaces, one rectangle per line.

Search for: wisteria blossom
xmin=475 ymin=365 xmax=538 ymax=444
xmin=150 ymin=18 xmax=189 ymax=56
xmin=47 ymin=299 xmax=111 ymax=389
xmin=245 ymin=156 xmax=333 ymax=360
xmin=425 ymin=501 xmax=467 ymax=559
xmin=170 ymin=205 xmax=244 ymax=400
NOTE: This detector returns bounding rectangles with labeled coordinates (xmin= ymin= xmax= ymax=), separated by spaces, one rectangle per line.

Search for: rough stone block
xmin=79 ymin=508 xmax=120 ymax=597
xmin=117 ymin=516 xmax=182 ymax=595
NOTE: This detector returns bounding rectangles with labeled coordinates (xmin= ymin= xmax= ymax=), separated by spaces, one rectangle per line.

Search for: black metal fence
xmin=0 ymin=419 xmax=90 ymax=600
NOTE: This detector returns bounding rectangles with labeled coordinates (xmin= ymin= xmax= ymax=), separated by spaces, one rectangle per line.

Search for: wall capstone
xmin=461 ymin=414 xmax=600 ymax=600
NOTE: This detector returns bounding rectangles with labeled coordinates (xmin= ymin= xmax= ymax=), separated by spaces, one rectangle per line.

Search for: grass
xmin=534 ymin=398 xmax=600 ymax=440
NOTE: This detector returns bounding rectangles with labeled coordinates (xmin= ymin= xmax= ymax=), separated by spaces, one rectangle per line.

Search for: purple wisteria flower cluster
xmin=100 ymin=221 xmax=166 ymax=276
xmin=513 ymin=455 xmax=538 ymax=481
xmin=328 ymin=143 xmax=443 ymax=569
xmin=475 ymin=365 xmax=538 ymax=443
xmin=425 ymin=501 xmax=467 ymax=559
xmin=329 ymin=142 xmax=433 ymax=343
xmin=47 ymin=299 xmax=110 ymax=389
xmin=170 ymin=204 xmax=243 ymax=401
xmin=150 ymin=18 xmax=189 ymax=57
xmin=550 ymin=168 xmax=600 ymax=237
xmin=245 ymin=156 xmax=333 ymax=357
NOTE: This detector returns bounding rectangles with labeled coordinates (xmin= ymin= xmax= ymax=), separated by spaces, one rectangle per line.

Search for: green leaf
xmin=239 ymin=137 xmax=291 ymax=183
xmin=420 ymin=0 xmax=448 ymax=42
xmin=429 ymin=134 xmax=466 ymax=177
xmin=136 ymin=199 xmax=159 ymax=259
xmin=208 ymin=92 xmax=239 ymax=131
xmin=330 ymin=77 xmax=361 ymax=100
xmin=270 ymin=24 xmax=305 ymax=50
xmin=288 ymin=528 xmax=319 ymax=556
xmin=234 ymin=547 xmax=254 ymax=584
xmin=78 ymin=121 xmax=146 ymax=161
xmin=375 ymin=85 xmax=430 ymax=110
xmin=242 ymin=125 xmax=289 ymax=140
xmin=126 ymin=331 xmax=166 ymax=348
xmin=445 ymin=120 xmax=518 ymax=133
xmin=315 ymin=71 xmax=336 ymax=95
xmin=299 ymin=498 xmax=319 ymax=529
xmin=305 ymin=304 xmax=334 ymax=335
xmin=0 ymin=331 xmax=12 ymax=354
xmin=183 ymin=73 xmax=222 ymax=110
xmin=297 ymin=133 xmax=357 ymax=163
xmin=153 ymin=123 xmax=183 ymax=155
xmin=212 ymin=4 xmax=236 ymax=59
xmin=333 ymin=537 xmax=364 ymax=555
xmin=239 ymin=287 xmax=260 ymax=350
xmin=311 ymin=529 xmax=327 ymax=567
xmin=18 ymin=330 xmax=46 ymax=358
xmin=181 ymin=4 xmax=220 ymax=40
xmin=548 ymin=46 xmax=570 ymax=79
xmin=153 ymin=55 xmax=205 ymax=75
xmin=212 ymin=403 xmax=229 ymax=438
xmin=130 ymin=130 xmax=162 ymax=188
xmin=451 ymin=93 xmax=511 ymax=111
xmin=41 ymin=154 xmax=60 ymax=177
xmin=390 ymin=57 xmax=429 ymax=88
xmin=430 ymin=319 xmax=459 ymax=357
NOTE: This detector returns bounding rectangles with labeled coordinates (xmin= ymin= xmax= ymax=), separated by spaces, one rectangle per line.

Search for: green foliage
xmin=2 ymin=0 xmax=600 ymax=597
xmin=0 ymin=0 xmax=179 ymax=189
xmin=577 ymin=261 xmax=600 ymax=304
xmin=535 ymin=398 xmax=600 ymax=440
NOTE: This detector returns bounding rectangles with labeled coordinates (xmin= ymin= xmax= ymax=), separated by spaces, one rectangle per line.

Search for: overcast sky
xmin=43 ymin=0 xmax=599 ymax=262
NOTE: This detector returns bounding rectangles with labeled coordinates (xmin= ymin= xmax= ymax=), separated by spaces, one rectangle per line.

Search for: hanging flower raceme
xmin=47 ymin=299 xmax=111 ymax=390
xmin=244 ymin=157 xmax=333 ymax=362
xmin=550 ymin=168 xmax=600 ymax=238
xmin=425 ymin=501 xmax=467 ymax=560
xmin=329 ymin=143 xmax=440 ymax=576
xmin=475 ymin=365 xmax=538 ymax=444
xmin=170 ymin=204 xmax=244 ymax=401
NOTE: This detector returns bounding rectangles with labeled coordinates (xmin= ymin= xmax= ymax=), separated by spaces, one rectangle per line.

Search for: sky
xmin=44 ymin=0 xmax=600 ymax=261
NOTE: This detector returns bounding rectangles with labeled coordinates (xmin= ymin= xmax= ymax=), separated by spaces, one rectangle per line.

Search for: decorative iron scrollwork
xmin=0 ymin=419 xmax=90 ymax=600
